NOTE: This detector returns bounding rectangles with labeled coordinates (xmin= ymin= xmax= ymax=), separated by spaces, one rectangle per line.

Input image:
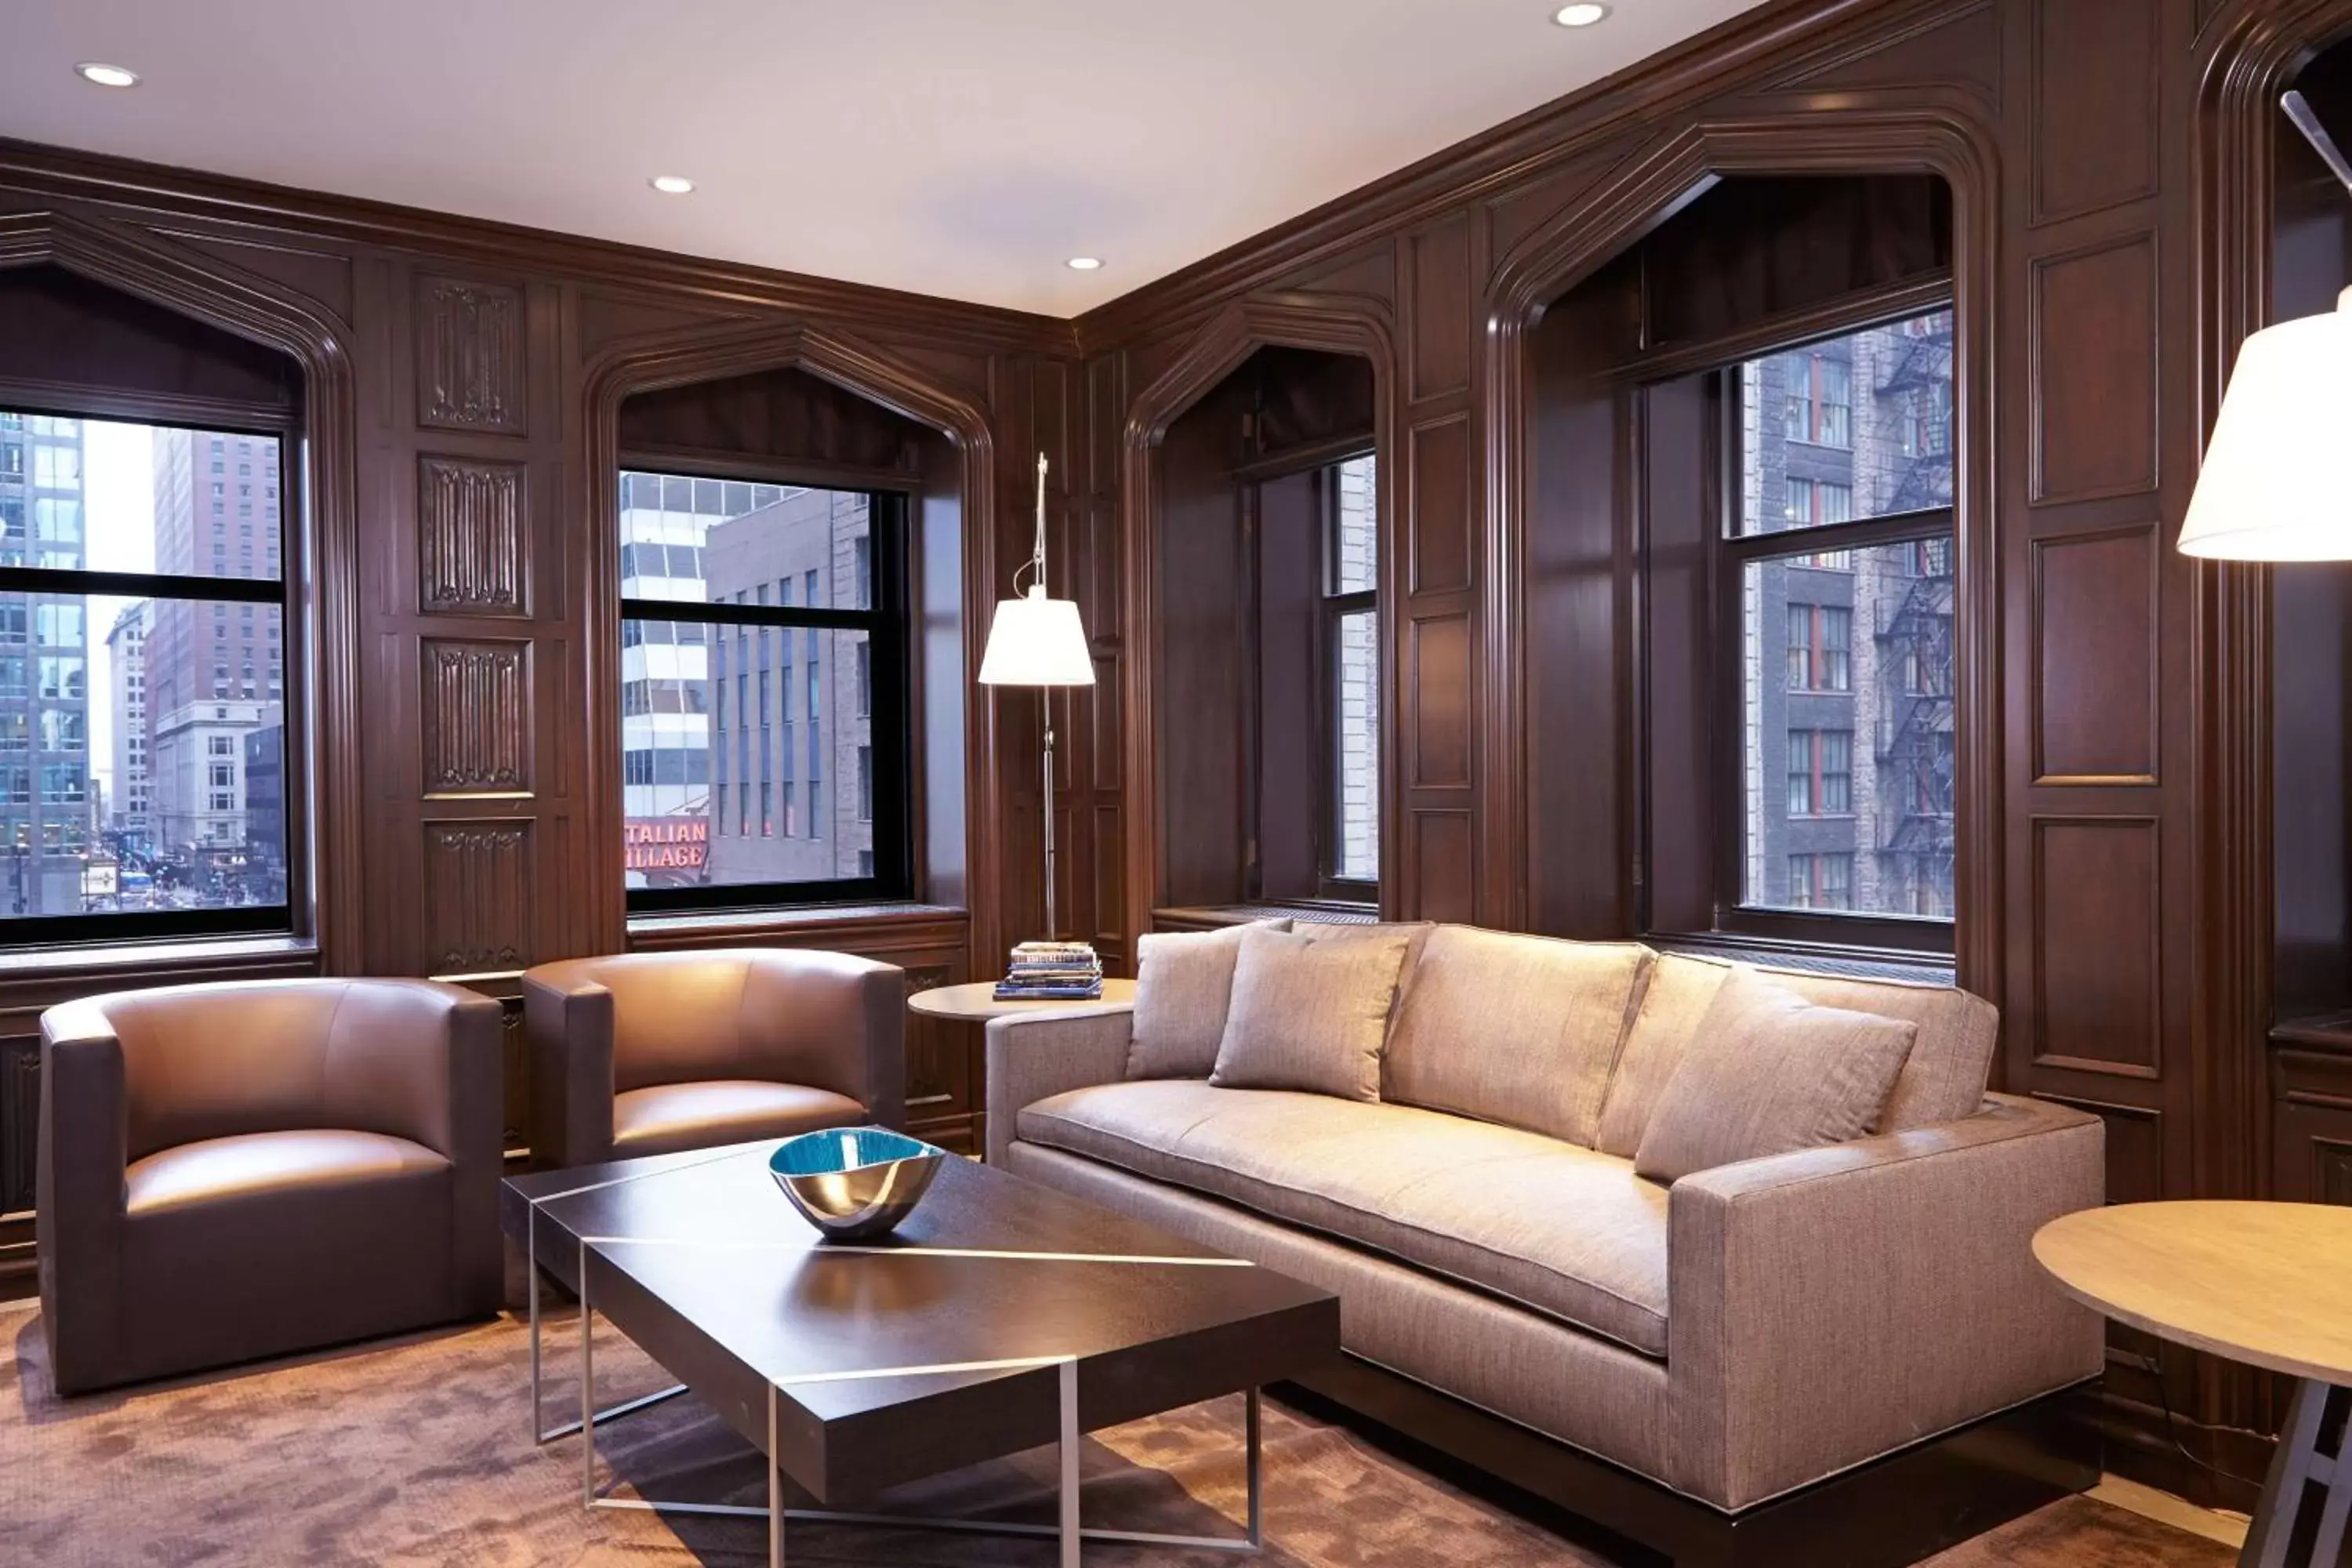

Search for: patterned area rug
xmin=0 ymin=1304 xmax=2232 ymax=1567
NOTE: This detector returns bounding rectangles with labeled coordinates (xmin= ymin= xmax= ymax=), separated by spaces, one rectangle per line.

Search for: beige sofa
xmin=985 ymin=924 xmax=2104 ymax=1523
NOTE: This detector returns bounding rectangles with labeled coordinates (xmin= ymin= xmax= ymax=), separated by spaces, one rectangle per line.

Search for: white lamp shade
xmin=978 ymin=586 xmax=1097 ymax=687
xmin=2180 ymin=289 xmax=2352 ymax=560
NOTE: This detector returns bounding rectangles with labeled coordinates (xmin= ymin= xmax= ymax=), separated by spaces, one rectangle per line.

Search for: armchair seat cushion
xmin=1018 ymin=1080 xmax=1671 ymax=1356
xmin=126 ymin=1129 xmax=448 ymax=1218
xmin=612 ymin=1080 xmax=868 ymax=1158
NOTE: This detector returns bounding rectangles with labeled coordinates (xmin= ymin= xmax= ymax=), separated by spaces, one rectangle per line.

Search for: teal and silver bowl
xmin=770 ymin=1128 xmax=945 ymax=1243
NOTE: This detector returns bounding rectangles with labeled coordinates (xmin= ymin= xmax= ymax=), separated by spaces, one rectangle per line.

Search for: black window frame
xmin=0 ymin=390 xmax=302 ymax=949
xmin=619 ymin=465 xmax=913 ymax=918
xmin=1704 ymin=303 xmax=1957 ymax=955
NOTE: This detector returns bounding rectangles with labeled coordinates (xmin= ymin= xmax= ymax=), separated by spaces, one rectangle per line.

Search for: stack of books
xmin=994 ymin=940 xmax=1104 ymax=1000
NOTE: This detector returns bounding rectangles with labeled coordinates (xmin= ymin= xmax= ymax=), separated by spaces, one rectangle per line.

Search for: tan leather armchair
xmin=38 ymin=977 xmax=505 ymax=1396
xmin=522 ymin=947 xmax=905 ymax=1169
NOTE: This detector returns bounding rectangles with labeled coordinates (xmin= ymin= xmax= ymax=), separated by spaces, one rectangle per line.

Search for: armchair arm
xmin=523 ymin=963 xmax=617 ymax=1169
xmin=1665 ymin=1093 xmax=2106 ymax=1511
xmin=321 ymin=978 xmax=505 ymax=1162
xmin=319 ymin=978 xmax=505 ymax=1313
xmin=741 ymin=949 xmax=906 ymax=1129
xmin=38 ymin=997 xmax=129 ymax=1392
xmin=983 ymin=1006 xmax=1134 ymax=1166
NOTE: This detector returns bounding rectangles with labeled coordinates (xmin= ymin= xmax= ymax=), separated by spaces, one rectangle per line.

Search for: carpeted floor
xmin=0 ymin=1303 xmax=2232 ymax=1567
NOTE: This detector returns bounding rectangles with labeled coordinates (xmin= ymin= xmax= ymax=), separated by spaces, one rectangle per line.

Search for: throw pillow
xmin=1632 ymin=970 xmax=1918 ymax=1184
xmin=1124 ymin=919 xmax=1292 ymax=1079
xmin=1208 ymin=925 xmax=1415 ymax=1102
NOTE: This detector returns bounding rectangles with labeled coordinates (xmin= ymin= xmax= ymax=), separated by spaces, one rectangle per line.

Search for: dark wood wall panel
xmin=2030 ymin=0 xmax=2160 ymax=224
xmin=2031 ymin=524 xmax=2161 ymax=784
xmin=1409 ymin=415 xmax=1473 ymax=596
xmin=2031 ymin=817 xmax=2162 ymax=1077
xmin=1408 ymin=615 xmax=1472 ymax=789
xmin=1408 ymin=217 xmax=1473 ymax=399
xmin=2029 ymin=234 xmax=2160 ymax=503
xmin=1410 ymin=810 xmax=1475 ymax=924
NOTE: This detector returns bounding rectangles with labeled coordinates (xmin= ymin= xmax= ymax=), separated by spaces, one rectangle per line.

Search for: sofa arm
xmin=522 ymin=963 xmax=617 ymax=1169
xmin=38 ymin=998 xmax=130 ymax=1392
xmin=1665 ymin=1093 xmax=2106 ymax=1511
xmin=982 ymin=1006 xmax=1134 ymax=1166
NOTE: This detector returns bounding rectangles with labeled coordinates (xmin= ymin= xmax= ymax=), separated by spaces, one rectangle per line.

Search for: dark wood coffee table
xmin=502 ymin=1140 xmax=1339 ymax=1566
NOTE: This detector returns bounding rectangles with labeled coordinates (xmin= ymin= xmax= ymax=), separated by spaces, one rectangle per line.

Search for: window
xmin=1784 ymin=604 xmax=1851 ymax=692
xmin=0 ymin=411 xmax=293 ymax=938
xmin=1326 ymin=453 xmax=1380 ymax=894
xmin=1787 ymin=852 xmax=1856 ymax=910
xmin=619 ymin=470 xmax=906 ymax=913
xmin=1781 ymin=353 xmax=1852 ymax=448
xmin=1647 ymin=306 xmax=1955 ymax=953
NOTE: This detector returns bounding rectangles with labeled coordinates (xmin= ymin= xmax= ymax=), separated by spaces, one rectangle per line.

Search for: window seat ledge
xmin=628 ymin=901 xmax=967 ymax=950
xmin=0 ymin=933 xmax=317 ymax=980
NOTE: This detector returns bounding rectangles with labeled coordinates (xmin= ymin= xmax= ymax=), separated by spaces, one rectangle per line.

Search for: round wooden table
xmin=2034 ymin=1200 xmax=2352 ymax=1567
xmin=906 ymin=978 xmax=1137 ymax=1022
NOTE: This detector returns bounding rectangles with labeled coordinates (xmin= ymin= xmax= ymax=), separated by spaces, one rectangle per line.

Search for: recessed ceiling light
xmin=1066 ymin=257 xmax=1104 ymax=271
xmin=74 ymin=62 xmax=140 ymax=89
xmin=649 ymin=175 xmax=695 ymax=195
xmin=1552 ymin=3 xmax=1611 ymax=25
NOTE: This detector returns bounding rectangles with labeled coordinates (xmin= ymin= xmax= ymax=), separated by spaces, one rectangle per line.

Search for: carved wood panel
xmin=2031 ymin=523 xmax=2161 ymax=784
xmin=418 ymin=456 xmax=528 ymax=616
xmin=421 ymin=639 xmax=532 ymax=796
xmin=416 ymin=276 xmax=526 ymax=435
xmin=421 ymin=818 xmax=534 ymax=975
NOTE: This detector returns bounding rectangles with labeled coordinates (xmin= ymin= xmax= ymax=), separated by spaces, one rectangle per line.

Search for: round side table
xmin=906 ymin=978 xmax=1138 ymax=1022
xmin=2034 ymin=1200 xmax=2352 ymax=1567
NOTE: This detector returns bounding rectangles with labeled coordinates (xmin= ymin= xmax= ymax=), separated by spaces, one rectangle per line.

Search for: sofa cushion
xmin=125 ymin=1129 xmax=448 ymax=1217
xmin=1210 ymin=926 xmax=1415 ymax=1102
xmin=612 ymin=1080 xmax=867 ymax=1158
xmin=1633 ymin=972 xmax=1917 ymax=1183
xmin=1126 ymin=919 xmax=1292 ymax=1079
xmin=1595 ymin=954 xmax=1998 ymax=1156
xmin=1018 ymin=1080 xmax=1671 ymax=1356
xmin=1382 ymin=925 xmax=1653 ymax=1145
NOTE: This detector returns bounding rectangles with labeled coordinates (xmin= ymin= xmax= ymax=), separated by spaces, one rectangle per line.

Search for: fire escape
xmin=1877 ymin=315 xmax=1955 ymax=517
xmin=1871 ymin=311 xmax=1958 ymax=913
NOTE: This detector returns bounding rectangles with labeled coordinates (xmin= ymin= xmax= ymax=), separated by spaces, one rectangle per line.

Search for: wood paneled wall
xmin=1067 ymin=0 xmax=2348 ymax=1505
xmin=0 ymin=140 xmax=1089 ymax=1226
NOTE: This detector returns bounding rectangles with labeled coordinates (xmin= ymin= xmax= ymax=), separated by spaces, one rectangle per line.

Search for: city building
xmin=0 ymin=410 xmax=90 ymax=916
xmin=1738 ymin=310 xmax=1955 ymax=920
xmin=242 ymin=710 xmax=286 ymax=904
xmin=615 ymin=472 xmax=798 ymax=841
xmin=618 ymin=474 xmax=875 ymax=891
xmin=147 ymin=427 xmax=283 ymax=867
xmin=105 ymin=598 xmax=151 ymax=848
xmin=702 ymin=488 xmax=874 ymax=884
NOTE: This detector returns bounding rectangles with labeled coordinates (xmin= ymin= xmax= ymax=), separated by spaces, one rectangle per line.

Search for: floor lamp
xmin=978 ymin=454 xmax=1096 ymax=942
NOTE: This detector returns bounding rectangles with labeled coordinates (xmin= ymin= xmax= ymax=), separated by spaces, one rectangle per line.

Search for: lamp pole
xmin=1033 ymin=454 xmax=1059 ymax=942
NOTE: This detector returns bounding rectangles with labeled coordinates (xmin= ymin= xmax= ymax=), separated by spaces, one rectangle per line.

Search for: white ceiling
xmin=0 ymin=0 xmax=1768 ymax=317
